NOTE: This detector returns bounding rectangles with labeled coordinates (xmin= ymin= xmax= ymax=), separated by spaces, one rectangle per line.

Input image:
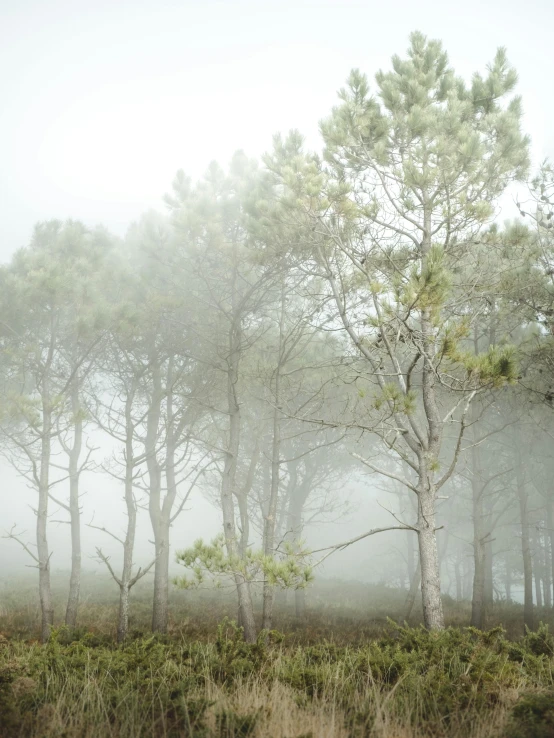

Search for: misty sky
xmin=1 ymin=0 xmax=553 ymax=259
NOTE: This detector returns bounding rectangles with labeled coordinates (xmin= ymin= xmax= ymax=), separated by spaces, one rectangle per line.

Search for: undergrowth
xmin=1 ymin=576 xmax=554 ymax=736
xmin=0 ymin=620 xmax=553 ymax=737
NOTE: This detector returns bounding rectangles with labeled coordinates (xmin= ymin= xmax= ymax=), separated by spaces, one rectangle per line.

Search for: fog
xmin=1 ymin=0 xmax=552 ymax=255
xmin=2 ymin=1 xmax=554 ymax=647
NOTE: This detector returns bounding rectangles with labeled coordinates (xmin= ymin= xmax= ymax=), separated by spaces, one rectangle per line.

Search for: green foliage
xmin=373 ymin=383 xmax=416 ymax=415
xmin=2 ymin=575 xmax=554 ymax=737
xmin=521 ymin=622 xmax=554 ymax=657
xmin=405 ymin=244 xmax=451 ymax=315
xmin=445 ymin=343 xmax=519 ymax=388
xmin=505 ymin=692 xmax=554 ymax=738
xmin=174 ymin=536 xmax=313 ymax=591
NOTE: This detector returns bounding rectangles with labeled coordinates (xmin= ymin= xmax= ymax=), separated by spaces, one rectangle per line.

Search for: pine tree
xmin=268 ymin=32 xmax=530 ymax=629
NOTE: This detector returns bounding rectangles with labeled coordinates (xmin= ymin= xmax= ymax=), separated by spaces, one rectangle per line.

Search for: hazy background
xmin=1 ymin=0 xmax=552 ymax=257
xmin=1 ymin=0 xmax=551 ymax=597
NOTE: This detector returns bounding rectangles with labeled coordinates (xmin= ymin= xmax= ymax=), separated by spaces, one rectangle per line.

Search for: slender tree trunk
xmin=463 ymin=555 xmax=473 ymax=601
xmin=454 ymin=550 xmax=462 ymax=602
xmin=237 ymin=441 xmax=260 ymax=561
xmin=262 ymin=399 xmax=281 ymax=632
xmin=407 ymin=527 xmax=415 ymax=585
xmin=515 ymin=456 xmax=534 ymax=630
xmin=287 ymin=500 xmax=307 ymax=618
xmin=469 ymin=399 xmax=490 ymax=629
xmin=235 ymin=489 xmax=255 ymax=632
xmin=533 ymin=529 xmax=543 ymax=608
xmin=145 ymin=361 xmax=168 ymax=634
xmin=505 ymin=559 xmax=512 ymax=602
xmin=471 ymin=453 xmax=486 ymax=627
xmin=221 ymin=330 xmax=256 ymax=643
xmin=262 ymin=286 xmax=286 ymax=633
xmin=483 ymin=513 xmax=494 ymax=608
xmin=152 ymin=430 xmax=174 ymax=636
xmin=540 ymin=532 xmax=551 ymax=608
xmin=235 ymin=577 xmax=256 ymax=642
xmin=282 ymin=466 xmax=310 ymax=620
xmin=151 ymin=357 xmax=198 ymax=635
xmin=117 ymin=388 xmax=140 ymax=643
xmin=65 ymin=383 xmax=83 ymax=629
xmin=152 ymin=528 xmax=169 ymax=633
xmin=543 ymin=528 xmax=553 ymax=608
xmin=535 ymin=567 xmax=543 ymax=607
xmin=38 ymin=402 xmax=54 ymax=642
xmin=405 ymin=558 xmax=421 ymax=620
xmin=547 ymin=497 xmax=554 ymax=608
xmin=117 ymin=485 xmax=138 ymax=642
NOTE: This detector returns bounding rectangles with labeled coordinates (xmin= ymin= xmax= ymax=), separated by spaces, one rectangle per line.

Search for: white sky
xmin=1 ymin=0 xmax=553 ymax=259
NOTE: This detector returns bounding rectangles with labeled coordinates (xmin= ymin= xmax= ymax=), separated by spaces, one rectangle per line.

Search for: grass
xmin=1 ymin=573 xmax=554 ymax=737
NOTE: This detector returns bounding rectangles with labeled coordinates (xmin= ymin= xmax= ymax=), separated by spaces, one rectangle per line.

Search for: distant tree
xmin=0 ymin=220 xmax=111 ymax=640
xmin=165 ymin=156 xmax=280 ymax=642
xmin=89 ymin=264 xmax=159 ymax=643
xmin=126 ymin=214 xmax=212 ymax=635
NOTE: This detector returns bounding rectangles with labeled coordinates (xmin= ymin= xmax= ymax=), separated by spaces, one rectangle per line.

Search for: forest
xmin=2 ymin=29 xmax=554 ymax=738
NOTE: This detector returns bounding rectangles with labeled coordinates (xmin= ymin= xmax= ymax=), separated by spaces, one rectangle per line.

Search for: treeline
xmin=1 ymin=31 xmax=554 ymax=642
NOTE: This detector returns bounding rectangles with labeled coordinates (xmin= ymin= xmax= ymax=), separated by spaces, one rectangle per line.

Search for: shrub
xmin=504 ymin=692 xmax=554 ymax=738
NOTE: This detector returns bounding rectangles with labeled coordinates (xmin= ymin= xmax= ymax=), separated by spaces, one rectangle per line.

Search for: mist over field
xmin=2 ymin=2 xmax=554 ymax=737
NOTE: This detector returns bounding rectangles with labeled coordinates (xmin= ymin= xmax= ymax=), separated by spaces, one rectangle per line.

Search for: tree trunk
xmin=483 ymin=512 xmax=494 ymax=608
xmin=515 ymin=456 xmax=534 ymax=630
xmin=262 ymin=287 xmax=286 ymax=634
xmin=282 ymin=467 xmax=311 ymax=621
xmin=543 ymin=528 xmax=553 ymax=609
xmin=262 ymin=401 xmax=281 ymax=632
xmin=404 ymin=558 xmax=421 ymax=620
xmin=535 ymin=566 xmax=543 ymax=608
xmin=547 ymin=497 xmax=554 ymax=608
xmin=469 ymin=407 xmax=489 ymax=629
xmin=152 ymin=528 xmax=169 ymax=633
xmin=541 ymin=534 xmax=551 ymax=608
xmin=221 ymin=334 xmax=256 ymax=643
xmin=65 ymin=384 xmax=83 ymax=629
xmin=461 ymin=555 xmax=469 ymax=600
xmin=38 ymin=402 xmax=54 ymax=642
xmin=117 ymin=389 xmax=140 ymax=643
xmin=533 ymin=529 xmax=543 ymax=608
xmin=407 ymin=527 xmax=416 ymax=586
xmin=505 ymin=559 xmax=512 ymax=602
xmin=417 ymin=258 xmax=445 ymax=630
xmin=146 ymin=361 xmax=168 ymax=634
xmin=117 ymin=584 xmax=130 ymax=644
xmin=454 ymin=552 xmax=462 ymax=602
xmin=471 ymin=494 xmax=486 ymax=626
xmin=417 ymin=484 xmax=444 ymax=630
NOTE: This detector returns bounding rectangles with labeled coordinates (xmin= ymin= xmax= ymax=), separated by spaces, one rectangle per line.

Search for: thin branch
xmin=351 ymin=452 xmax=419 ymax=494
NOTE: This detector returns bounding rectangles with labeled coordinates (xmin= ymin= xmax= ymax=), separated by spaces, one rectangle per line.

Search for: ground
xmin=1 ymin=573 xmax=553 ymax=737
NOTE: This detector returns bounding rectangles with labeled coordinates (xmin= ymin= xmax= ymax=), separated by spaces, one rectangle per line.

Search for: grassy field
xmin=1 ymin=574 xmax=554 ymax=737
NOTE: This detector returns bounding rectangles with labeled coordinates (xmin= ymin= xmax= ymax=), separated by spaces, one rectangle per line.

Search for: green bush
xmin=1 ymin=616 xmax=554 ymax=736
xmin=504 ymin=692 xmax=554 ymax=738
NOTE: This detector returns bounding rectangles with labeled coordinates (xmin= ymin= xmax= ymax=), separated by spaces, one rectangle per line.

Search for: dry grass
xmin=1 ymin=573 xmax=553 ymax=737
